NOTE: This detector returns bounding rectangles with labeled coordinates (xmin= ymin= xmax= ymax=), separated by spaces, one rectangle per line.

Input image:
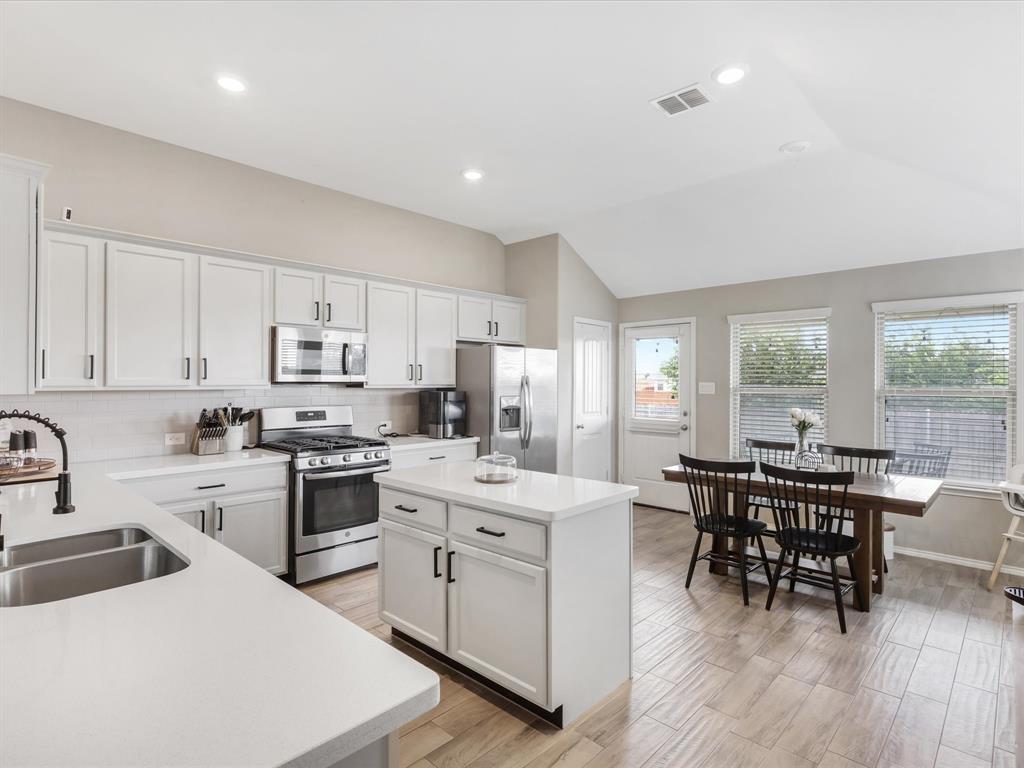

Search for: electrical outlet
xmin=165 ymin=432 xmax=186 ymax=446
xmin=378 ymin=420 xmax=393 ymax=434
xmin=62 ymin=207 xmax=72 ymax=221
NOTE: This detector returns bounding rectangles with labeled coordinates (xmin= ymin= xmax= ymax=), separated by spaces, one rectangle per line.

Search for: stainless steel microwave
xmin=272 ymin=326 xmax=367 ymax=384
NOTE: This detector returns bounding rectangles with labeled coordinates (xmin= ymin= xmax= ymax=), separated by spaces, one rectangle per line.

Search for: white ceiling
xmin=2 ymin=1 xmax=1021 ymax=297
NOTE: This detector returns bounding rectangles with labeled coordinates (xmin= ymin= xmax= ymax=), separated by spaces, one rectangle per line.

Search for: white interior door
xmin=621 ymin=323 xmax=693 ymax=510
xmin=573 ymin=318 xmax=611 ymax=480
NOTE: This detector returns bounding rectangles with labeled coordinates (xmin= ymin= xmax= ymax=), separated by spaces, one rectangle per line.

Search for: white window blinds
xmin=729 ymin=310 xmax=830 ymax=458
xmin=874 ymin=298 xmax=1019 ymax=484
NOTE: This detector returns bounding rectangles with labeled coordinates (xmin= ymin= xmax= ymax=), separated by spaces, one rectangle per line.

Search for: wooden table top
xmin=662 ymin=464 xmax=943 ymax=517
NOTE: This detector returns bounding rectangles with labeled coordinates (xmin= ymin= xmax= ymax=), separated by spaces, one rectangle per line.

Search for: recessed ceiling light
xmin=779 ymin=140 xmax=812 ymax=155
xmin=462 ymin=169 xmax=484 ymax=182
xmin=713 ymin=63 xmax=747 ymax=86
xmin=217 ymin=75 xmax=247 ymax=93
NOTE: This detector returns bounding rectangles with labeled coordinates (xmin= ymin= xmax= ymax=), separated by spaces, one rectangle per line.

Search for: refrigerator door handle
xmin=523 ymin=374 xmax=535 ymax=449
xmin=518 ymin=375 xmax=528 ymax=449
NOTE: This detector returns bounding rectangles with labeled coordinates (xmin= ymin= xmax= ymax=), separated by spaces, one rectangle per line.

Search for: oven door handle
xmin=299 ymin=464 xmax=389 ymax=480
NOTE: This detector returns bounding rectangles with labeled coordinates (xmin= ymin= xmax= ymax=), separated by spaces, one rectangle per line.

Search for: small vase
xmin=793 ymin=431 xmax=818 ymax=469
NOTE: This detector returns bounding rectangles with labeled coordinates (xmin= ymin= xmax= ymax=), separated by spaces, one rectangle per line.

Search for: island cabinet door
xmin=379 ymin=519 xmax=447 ymax=652
xmin=447 ymin=541 xmax=548 ymax=707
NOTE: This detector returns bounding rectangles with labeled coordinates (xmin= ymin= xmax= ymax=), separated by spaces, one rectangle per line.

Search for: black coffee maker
xmin=418 ymin=390 xmax=467 ymax=439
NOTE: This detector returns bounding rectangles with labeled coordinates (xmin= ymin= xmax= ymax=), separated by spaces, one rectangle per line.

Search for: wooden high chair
xmin=988 ymin=463 xmax=1024 ymax=591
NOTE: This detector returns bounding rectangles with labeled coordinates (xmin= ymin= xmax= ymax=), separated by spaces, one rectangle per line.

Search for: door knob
xmin=680 ymin=425 xmax=689 ymax=431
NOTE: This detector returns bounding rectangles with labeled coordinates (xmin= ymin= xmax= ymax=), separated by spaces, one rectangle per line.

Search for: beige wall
xmin=505 ymin=235 xmax=559 ymax=349
xmin=0 ymin=97 xmax=506 ymax=293
xmin=505 ymin=235 xmax=619 ymax=477
xmin=557 ymin=236 xmax=619 ymax=476
xmin=619 ymin=247 xmax=1024 ymax=567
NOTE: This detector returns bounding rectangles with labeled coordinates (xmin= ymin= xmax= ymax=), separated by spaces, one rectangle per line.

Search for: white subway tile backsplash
xmin=1 ymin=386 xmax=419 ymax=463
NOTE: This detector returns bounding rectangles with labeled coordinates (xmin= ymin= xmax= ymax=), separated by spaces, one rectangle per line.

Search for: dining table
xmin=661 ymin=463 xmax=944 ymax=611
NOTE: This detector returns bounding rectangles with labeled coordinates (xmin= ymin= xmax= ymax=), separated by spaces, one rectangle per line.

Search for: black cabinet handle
xmin=394 ymin=504 xmax=417 ymax=513
xmin=41 ymin=348 xmax=46 ymax=379
xmin=494 ymin=321 xmax=499 ymax=337
xmin=202 ymin=357 xmax=208 ymax=380
xmin=197 ymin=483 xmax=226 ymax=490
xmin=199 ymin=508 xmax=206 ymax=533
xmin=88 ymin=353 xmax=95 ymax=380
xmin=433 ymin=546 xmax=442 ymax=578
xmin=408 ymin=363 xmax=414 ymax=380
xmin=326 ymin=303 xmax=332 ymax=322
xmin=314 ymin=301 xmax=320 ymax=321
xmin=428 ymin=456 xmax=446 ymax=461
xmin=417 ymin=363 xmax=423 ymax=381
xmin=217 ymin=506 xmax=224 ymax=531
xmin=185 ymin=357 xmax=191 ymax=380
xmin=447 ymin=550 xmax=455 ymax=583
xmin=487 ymin=320 xmax=493 ymax=336
xmin=475 ymin=526 xmax=506 ymax=538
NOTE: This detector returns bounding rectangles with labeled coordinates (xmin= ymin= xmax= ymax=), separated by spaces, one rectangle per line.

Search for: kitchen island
xmin=375 ymin=462 xmax=638 ymax=726
xmin=0 ymin=459 xmax=439 ymax=768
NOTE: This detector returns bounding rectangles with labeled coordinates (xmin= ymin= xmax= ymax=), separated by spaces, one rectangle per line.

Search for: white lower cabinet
xmin=214 ymin=491 xmax=288 ymax=576
xmin=448 ymin=541 xmax=548 ymax=705
xmin=163 ymin=500 xmax=210 ymax=534
xmin=379 ymin=519 xmax=447 ymax=652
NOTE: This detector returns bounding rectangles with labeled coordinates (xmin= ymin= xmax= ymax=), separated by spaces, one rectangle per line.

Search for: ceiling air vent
xmin=650 ymin=83 xmax=713 ymax=116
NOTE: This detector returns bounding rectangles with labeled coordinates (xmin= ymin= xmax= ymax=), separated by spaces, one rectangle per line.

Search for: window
xmin=729 ymin=308 xmax=830 ymax=458
xmin=874 ymin=293 xmax=1021 ymax=485
xmin=631 ymin=336 xmax=680 ymax=421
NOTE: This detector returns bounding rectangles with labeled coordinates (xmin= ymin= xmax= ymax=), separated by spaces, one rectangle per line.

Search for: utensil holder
xmin=224 ymin=425 xmax=244 ymax=452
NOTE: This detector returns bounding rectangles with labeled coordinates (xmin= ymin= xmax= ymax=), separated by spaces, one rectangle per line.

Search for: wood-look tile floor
xmin=300 ymin=505 xmax=1022 ymax=768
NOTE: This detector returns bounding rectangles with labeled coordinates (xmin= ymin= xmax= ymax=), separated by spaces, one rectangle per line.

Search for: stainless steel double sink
xmin=0 ymin=527 xmax=188 ymax=607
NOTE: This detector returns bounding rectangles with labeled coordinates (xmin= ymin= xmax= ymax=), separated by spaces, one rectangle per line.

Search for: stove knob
xmin=364 ymin=452 xmax=373 ymax=460
xmin=374 ymin=451 xmax=383 ymax=459
xmin=308 ymin=458 xmax=318 ymax=468
xmin=342 ymin=454 xmax=352 ymax=462
xmin=320 ymin=457 xmax=331 ymax=466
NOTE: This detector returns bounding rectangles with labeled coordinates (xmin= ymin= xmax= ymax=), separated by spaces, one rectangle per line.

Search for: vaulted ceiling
xmin=2 ymin=1 xmax=1021 ymax=297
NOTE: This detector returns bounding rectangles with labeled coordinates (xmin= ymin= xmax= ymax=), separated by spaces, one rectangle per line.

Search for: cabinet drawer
xmin=122 ymin=465 xmax=287 ymax=505
xmin=379 ymin=488 xmax=446 ymax=532
xmin=450 ymin=505 xmax=546 ymax=561
xmin=389 ymin=443 xmax=478 ymax=470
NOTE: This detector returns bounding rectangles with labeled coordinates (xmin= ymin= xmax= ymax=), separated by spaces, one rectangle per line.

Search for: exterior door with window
xmin=621 ymin=323 xmax=692 ymax=510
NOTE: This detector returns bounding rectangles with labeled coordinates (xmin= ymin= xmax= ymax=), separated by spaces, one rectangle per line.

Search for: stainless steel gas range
xmin=259 ymin=406 xmax=389 ymax=584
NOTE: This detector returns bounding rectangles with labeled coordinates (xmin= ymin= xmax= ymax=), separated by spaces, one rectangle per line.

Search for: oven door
xmin=294 ymin=464 xmax=384 ymax=553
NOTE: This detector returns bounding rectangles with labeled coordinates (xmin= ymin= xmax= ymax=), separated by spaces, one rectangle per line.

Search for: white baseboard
xmin=893 ymin=545 xmax=1024 ymax=578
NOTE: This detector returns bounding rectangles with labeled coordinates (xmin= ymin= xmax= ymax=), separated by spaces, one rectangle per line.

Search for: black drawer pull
xmin=432 ymin=546 xmax=442 ymax=578
xmin=475 ymin=526 xmax=506 ymax=538
xmin=395 ymin=504 xmax=417 ymax=513
xmin=199 ymin=508 xmax=206 ymax=533
xmin=217 ymin=506 xmax=224 ymax=531
xmin=428 ymin=456 xmax=446 ymax=461
xmin=447 ymin=550 xmax=455 ymax=583
xmin=197 ymin=483 xmax=226 ymax=490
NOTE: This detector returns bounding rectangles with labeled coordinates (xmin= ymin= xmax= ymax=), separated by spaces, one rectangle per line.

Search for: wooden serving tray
xmin=0 ymin=457 xmax=58 ymax=485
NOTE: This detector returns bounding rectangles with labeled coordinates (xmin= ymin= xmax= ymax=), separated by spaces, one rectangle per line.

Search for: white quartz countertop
xmin=386 ymin=435 xmax=479 ymax=452
xmin=0 ymin=462 xmax=439 ymax=768
xmin=375 ymin=462 xmax=638 ymax=522
xmin=80 ymin=447 xmax=291 ymax=480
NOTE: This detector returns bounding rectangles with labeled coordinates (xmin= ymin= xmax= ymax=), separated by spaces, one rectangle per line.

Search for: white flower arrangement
xmin=789 ymin=408 xmax=821 ymax=435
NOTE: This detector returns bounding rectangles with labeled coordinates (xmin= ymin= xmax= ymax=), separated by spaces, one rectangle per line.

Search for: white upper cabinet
xmin=491 ymin=300 xmax=524 ymax=344
xmin=273 ymin=266 xmax=323 ymax=326
xmin=37 ymin=233 xmax=103 ymax=389
xmin=367 ymin=281 xmax=416 ymax=387
xmin=199 ymin=256 xmax=271 ymax=387
xmin=0 ymin=155 xmax=47 ymax=395
xmin=106 ymin=241 xmax=197 ymax=388
xmin=457 ymin=295 xmax=493 ymax=342
xmin=324 ymin=275 xmax=366 ymax=331
xmin=457 ymin=295 xmax=525 ymax=344
xmin=415 ymin=289 xmax=457 ymax=387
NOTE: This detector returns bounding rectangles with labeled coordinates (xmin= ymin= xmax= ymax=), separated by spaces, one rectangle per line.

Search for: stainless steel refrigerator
xmin=456 ymin=345 xmax=557 ymax=473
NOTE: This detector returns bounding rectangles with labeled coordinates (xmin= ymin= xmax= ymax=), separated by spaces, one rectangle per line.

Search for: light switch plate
xmin=698 ymin=381 xmax=716 ymax=395
xmin=164 ymin=432 xmax=186 ymax=446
